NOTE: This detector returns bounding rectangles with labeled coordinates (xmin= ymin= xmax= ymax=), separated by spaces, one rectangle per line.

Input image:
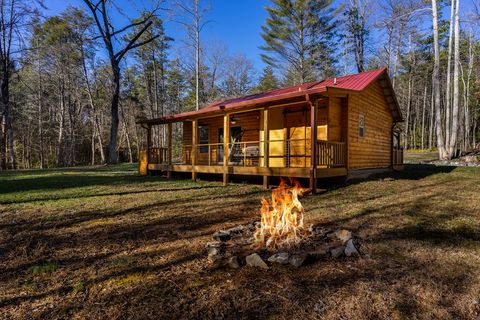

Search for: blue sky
xmin=43 ymin=0 xmax=478 ymax=73
xmin=43 ymin=0 xmax=271 ymax=70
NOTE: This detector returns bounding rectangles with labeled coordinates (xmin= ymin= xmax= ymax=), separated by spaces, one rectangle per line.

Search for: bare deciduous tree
xmin=82 ymin=0 xmax=160 ymax=164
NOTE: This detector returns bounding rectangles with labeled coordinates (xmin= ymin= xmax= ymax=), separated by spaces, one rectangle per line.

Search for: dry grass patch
xmin=0 ymin=164 xmax=479 ymax=319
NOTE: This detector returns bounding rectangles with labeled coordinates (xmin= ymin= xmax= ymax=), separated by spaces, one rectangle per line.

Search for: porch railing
xmin=148 ymin=140 xmax=347 ymax=168
xmin=228 ymin=141 xmax=261 ymax=167
xmin=317 ymin=140 xmax=347 ymax=168
xmin=148 ymin=147 xmax=168 ymax=164
xmin=194 ymin=143 xmax=224 ymax=166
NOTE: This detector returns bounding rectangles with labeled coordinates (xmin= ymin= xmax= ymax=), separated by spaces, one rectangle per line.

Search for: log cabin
xmin=137 ymin=68 xmax=404 ymax=192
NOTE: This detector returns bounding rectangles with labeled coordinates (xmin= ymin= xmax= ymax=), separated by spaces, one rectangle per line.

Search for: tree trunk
xmin=421 ymin=82 xmax=427 ymax=150
xmin=448 ymin=0 xmax=460 ymax=158
xmin=37 ymin=48 xmax=45 ymax=169
xmin=445 ymin=0 xmax=455 ymax=146
xmin=404 ymin=73 xmax=413 ymax=149
xmin=428 ymin=88 xmax=434 ymax=150
xmin=195 ymin=0 xmax=200 ymax=111
xmin=81 ymin=46 xmax=105 ymax=164
xmin=463 ymin=32 xmax=474 ymax=150
xmin=107 ymin=64 xmax=120 ymax=164
xmin=123 ymin=116 xmax=133 ymax=163
xmin=0 ymin=113 xmax=5 ymax=169
xmin=1 ymin=67 xmax=15 ymax=169
xmin=57 ymin=81 xmax=66 ymax=166
xmin=391 ymin=21 xmax=405 ymax=88
xmin=431 ymin=0 xmax=447 ymax=159
xmin=91 ymin=123 xmax=96 ymax=165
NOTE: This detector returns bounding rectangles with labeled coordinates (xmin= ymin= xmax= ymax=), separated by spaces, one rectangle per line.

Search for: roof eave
xmin=137 ymin=86 xmax=328 ymax=125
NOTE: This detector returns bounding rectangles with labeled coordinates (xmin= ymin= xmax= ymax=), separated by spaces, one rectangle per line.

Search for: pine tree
xmin=256 ymin=66 xmax=279 ymax=92
xmin=339 ymin=0 xmax=369 ymax=72
xmin=260 ymin=0 xmax=335 ymax=84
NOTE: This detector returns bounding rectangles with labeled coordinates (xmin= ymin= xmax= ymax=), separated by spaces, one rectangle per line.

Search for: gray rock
xmin=309 ymin=224 xmax=329 ymax=237
xmin=225 ymin=256 xmax=240 ymax=269
xmin=246 ymin=253 xmax=269 ymax=270
xmin=213 ymin=230 xmax=231 ymax=242
xmin=330 ymin=246 xmax=345 ymax=258
xmin=335 ymin=229 xmax=352 ymax=244
xmin=268 ymin=252 xmax=289 ymax=265
xmin=308 ymin=245 xmax=330 ymax=258
xmin=344 ymin=239 xmax=360 ymax=257
xmin=462 ymin=155 xmax=479 ymax=163
xmin=207 ymin=246 xmax=220 ymax=257
xmin=226 ymin=225 xmax=246 ymax=234
xmin=205 ymin=241 xmax=223 ymax=256
xmin=208 ymin=254 xmax=224 ymax=265
xmin=289 ymin=252 xmax=308 ymax=267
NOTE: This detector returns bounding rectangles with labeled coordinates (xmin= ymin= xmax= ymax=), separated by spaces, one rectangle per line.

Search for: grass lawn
xmin=404 ymin=150 xmax=439 ymax=163
xmin=1 ymin=164 xmax=479 ymax=319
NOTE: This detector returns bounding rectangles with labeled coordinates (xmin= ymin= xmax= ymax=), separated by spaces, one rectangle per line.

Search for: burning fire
xmin=253 ymin=179 xmax=308 ymax=250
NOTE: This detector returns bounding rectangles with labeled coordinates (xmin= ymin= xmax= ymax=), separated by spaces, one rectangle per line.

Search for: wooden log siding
xmin=328 ymin=97 xmax=343 ymax=142
xmin=348 ymin=80 xmax=394 ymax=169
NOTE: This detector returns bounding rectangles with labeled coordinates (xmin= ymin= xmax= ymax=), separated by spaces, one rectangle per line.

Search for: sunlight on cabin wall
xmin=259 ymin=105 xmax=328 ymax=168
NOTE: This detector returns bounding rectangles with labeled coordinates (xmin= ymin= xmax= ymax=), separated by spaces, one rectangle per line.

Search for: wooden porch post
xmin=192 ymin=120 xmax=197 ymax=181
xmin=344 ymin=96 xmax=350 ymax=171
xmin=263 ymin=107 xmax=269 ymax=189
xmin=167 ymin=123 xmax=172 ymax=179
xmin=309 ymin=98 xmax=318 ymax=193
xmin=223 ymin=114 xmax=230 ymax=186
xmin=147 ymin=124 xmax=152 ymax=174
xmin=390 ymin=125 xmax=394 ymax=169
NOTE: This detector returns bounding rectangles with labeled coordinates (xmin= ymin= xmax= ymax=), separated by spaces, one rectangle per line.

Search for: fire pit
xmin=206 ymin=179 xmax=362 ymax=269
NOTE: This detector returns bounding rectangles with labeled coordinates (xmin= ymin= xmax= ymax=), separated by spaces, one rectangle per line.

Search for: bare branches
xmin=114 ymin=21 xmax=158 ymax=63
xmin=83 ymin=0 xmax=160 ymax=64
xmin=81 ymin=0 xmax=161 ymax=164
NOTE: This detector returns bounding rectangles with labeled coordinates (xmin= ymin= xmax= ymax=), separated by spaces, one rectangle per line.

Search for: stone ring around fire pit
xmin=206 ymin=222 xmax=361 ymax=270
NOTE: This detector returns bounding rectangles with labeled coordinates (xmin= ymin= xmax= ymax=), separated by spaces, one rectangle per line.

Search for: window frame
xmin=358 ymin=113 xmax=365 ymax=138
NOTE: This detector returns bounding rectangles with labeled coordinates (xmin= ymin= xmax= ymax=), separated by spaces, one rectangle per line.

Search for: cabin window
xmin=359 ymin=113 xmax=365 ymax=138
xmin=199 ymin=126 xmax=209 ymax=153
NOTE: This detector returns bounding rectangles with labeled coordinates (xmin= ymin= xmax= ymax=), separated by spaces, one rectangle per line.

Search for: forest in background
xmin=0 ymin=0 xmax=479 ymax=169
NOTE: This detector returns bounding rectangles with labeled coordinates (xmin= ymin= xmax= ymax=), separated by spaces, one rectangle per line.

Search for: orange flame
xmin=253 ymin=178 xmax=307 ymax=250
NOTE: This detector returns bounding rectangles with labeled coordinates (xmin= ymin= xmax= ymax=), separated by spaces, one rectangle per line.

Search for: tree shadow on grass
xmin=0 ymin=187 xmax=261 ymax=282
xmin=340 ymin=164 xmax=458 ymax=187
xmin=0 ymin=189 xmax=262 ymax=234
xmin=0 ymin=185 xmax=223 ymax=205
xmin=91 ymin=244 xmax=476 ymax=320
xmin=2 ymin=165 xmax=479 ymax=319
xmin=0 ymin=173 xmax=161 ymax=195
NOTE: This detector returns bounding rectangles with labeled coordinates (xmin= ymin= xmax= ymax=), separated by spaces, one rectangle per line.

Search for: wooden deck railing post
xmin=263 ymin=107 xmax=269 ymax=189
xmin=243 ymin=142 xmax=246 ymax=166
xmin=167 ymin=123 xmax=172 ymax=179
xmin=208 ymin=144 xmax=211 ymax=166
xmin=192 ymin=120 xmax=197 ymax=181
xmin=309 ymin=97 xmax=317 ymax=193
xmin=223 ymin=114 xmax=230 ymax=186
xmin=146 ymin=124 xmax=152 ymax=174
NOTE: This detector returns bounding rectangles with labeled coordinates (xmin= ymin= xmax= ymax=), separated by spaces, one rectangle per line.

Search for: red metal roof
xmin=139 ymin=67 xmax=402 ymax=124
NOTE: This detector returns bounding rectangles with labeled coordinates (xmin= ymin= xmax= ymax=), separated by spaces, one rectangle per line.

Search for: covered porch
xmin=139 ymin=93 xmax=349 ymax=192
